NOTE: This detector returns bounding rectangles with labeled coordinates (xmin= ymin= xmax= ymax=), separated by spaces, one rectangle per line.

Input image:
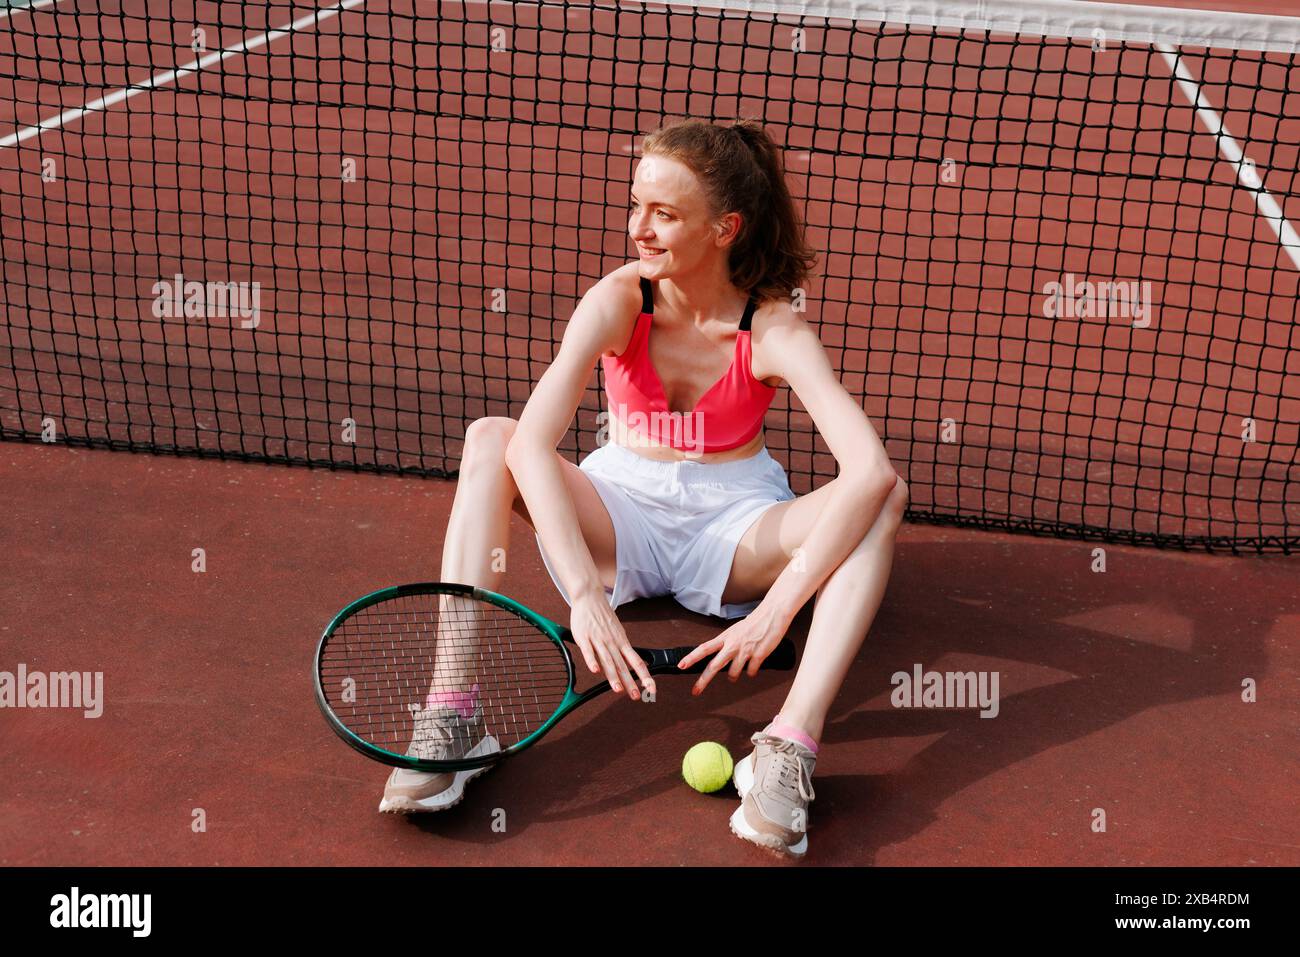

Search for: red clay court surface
xmin=1 ymin=439 xmax=1297 ymax=866
xmin=1 ymin=1 xmax=1298 ymax=865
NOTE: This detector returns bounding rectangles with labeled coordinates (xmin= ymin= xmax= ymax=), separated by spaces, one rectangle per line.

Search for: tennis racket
xmin=314 ymin=582 xmax=797 ymax=772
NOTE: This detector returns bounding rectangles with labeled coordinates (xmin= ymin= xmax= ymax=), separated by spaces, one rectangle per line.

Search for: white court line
xmin=1158 ymin=44 xmax=1300 ymax=273
xmin=674 ymin=0 xmax=1300 ymax=54
xmin=0 ymin=0 xmax=368 ymax=150
xmin=0 ymin=0 xmax=64 ymax=21
xmin=0 ymin=0 xmax=60 ymax=21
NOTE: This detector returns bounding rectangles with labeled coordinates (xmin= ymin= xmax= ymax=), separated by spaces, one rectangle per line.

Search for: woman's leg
xmin=722 ymin=475 xmax=910 ymax=741
xmin=441 ymin=416 xmax=619 ymax=592
xmin=384 ymin=419 xmax=624 ymax=812
xmin=775 ymin=478 xmax=908 ymax=741
xmin=428 ymin=417 xmax=620 ymax=691
xmin=722 ymin=476 xmax=905 ymax=853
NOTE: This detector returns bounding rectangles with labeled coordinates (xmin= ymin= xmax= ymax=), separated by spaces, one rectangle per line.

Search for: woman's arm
xmin=752 ymin=306 xmax=900 ymax=624
xmin=504 ymin=268 xmax=635 ymax=603
xmin=503 ymin=265 xmax=653 ymax=700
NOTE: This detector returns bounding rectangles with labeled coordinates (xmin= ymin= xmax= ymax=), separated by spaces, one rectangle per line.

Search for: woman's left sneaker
xmin=729 ymin=730 xmax=817 ymax=858
xmin=379 ymin=686 xmax=499 ymax=813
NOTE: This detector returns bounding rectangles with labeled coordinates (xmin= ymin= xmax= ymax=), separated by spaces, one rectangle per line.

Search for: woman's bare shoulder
xmin=748 ymin=296 xmax=815 ymax=385
xmin=589 ymin=262 xmax=649 ymax=358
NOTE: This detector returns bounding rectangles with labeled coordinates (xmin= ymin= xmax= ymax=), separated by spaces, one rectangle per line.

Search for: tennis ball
xmin=682 ymin=742 xmax=734 ymax=793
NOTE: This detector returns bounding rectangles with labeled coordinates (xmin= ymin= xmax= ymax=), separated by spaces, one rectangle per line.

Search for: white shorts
xmin=535 ymin=442 xmax=796 ymax=619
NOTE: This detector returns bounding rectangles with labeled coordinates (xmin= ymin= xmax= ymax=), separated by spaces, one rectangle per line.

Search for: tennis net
xmin=1 ymin=0 xmax=1297 ymax=552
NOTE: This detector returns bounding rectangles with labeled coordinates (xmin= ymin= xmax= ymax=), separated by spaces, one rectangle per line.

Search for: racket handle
xmin=642 ymin=638 xmax=797 ymax=674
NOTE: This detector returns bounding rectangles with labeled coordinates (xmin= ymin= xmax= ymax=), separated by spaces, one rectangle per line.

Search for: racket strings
xmin=319 ymin=593 xmax=570 ymax=755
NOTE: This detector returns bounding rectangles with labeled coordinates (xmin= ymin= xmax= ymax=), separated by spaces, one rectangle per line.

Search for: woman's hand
xmin=569 ymin=593 xmax=656 ymax=702
xmin=676 ymin=601 xmax=791 ymax=695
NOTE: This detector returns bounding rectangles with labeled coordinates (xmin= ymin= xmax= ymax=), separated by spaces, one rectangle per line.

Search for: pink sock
xmin=427 ymin=683 xmax=480 ymax=719
xmin=767 ymin=715 xmax=819 ymax=754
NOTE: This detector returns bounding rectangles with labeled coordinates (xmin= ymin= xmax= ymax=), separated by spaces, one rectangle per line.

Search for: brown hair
xmin=640 ymin=117 xmax=818 ymax=306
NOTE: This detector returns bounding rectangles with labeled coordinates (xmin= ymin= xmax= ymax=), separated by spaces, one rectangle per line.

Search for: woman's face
xmin=628 ymin=155 xmax=739 ymax=279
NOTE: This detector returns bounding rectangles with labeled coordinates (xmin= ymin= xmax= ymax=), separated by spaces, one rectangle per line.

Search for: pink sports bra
xmin=602 ymin=277 xmax=778 ymax=453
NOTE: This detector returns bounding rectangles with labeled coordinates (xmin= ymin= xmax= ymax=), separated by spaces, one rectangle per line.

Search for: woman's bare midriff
xmin=603 ymin=407 xmax=768 ymax=463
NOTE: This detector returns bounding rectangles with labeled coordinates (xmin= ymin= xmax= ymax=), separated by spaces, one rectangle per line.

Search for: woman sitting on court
xmin=381 ymin=118 xmax=907 ymax=858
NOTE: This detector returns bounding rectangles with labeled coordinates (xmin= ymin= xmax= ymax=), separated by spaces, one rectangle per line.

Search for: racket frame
xmin=314 ymin=582 xmax=795 ymax=772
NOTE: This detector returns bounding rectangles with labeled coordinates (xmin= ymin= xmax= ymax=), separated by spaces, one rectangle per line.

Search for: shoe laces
xmin=411 ymin=709 xmax=459 ymax=759
xmin=752 ymin=732 xmax=816 ymax=802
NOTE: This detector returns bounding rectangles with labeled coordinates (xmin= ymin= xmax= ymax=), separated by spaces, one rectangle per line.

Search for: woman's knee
xmin=864 ymin=475 xmax=908 ymax=540
xmin=874 ymin=476 xmax=908 ymax=529
xmin=462 ymin=416 xmax=518 ymax=467
xmin=888 ymin=476 xmax=909 ymax=513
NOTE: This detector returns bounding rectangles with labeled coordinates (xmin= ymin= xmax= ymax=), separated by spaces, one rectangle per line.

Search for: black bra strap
xmin=639 ymin=276 xmax=654 ymax=314
xmin=641 ymin=276 xmax=757 ymax=329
